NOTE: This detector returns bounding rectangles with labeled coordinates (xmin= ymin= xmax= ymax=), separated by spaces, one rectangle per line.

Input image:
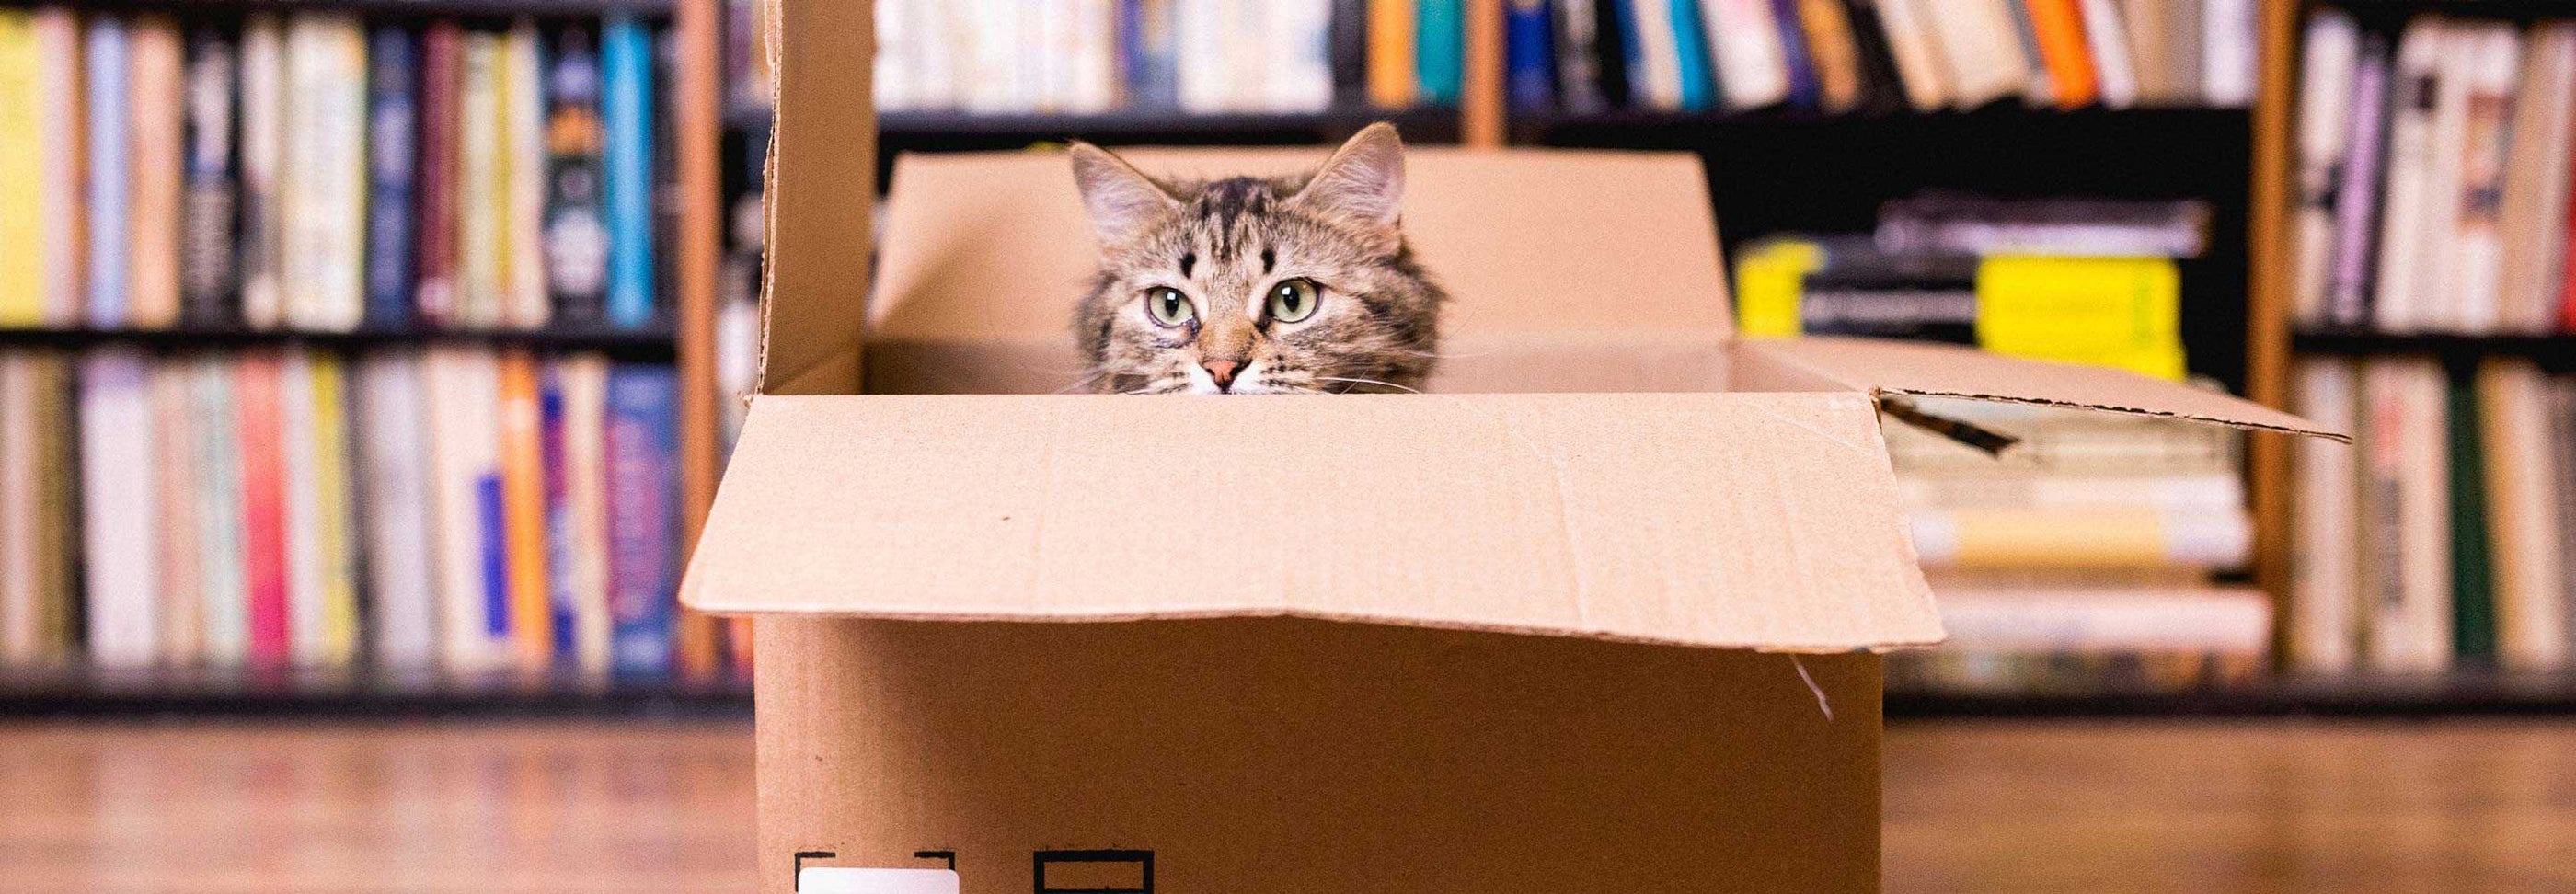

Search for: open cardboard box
xmin=690 ymin=10 xmax=2339 ymax=889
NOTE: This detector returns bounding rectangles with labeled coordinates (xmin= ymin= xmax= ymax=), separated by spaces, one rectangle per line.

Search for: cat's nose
xmin=1202 ymin=361 xmax=1241 ymax=390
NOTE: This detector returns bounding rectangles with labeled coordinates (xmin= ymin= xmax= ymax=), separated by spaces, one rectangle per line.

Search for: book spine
xmin=1666 ymin=0 xmax=1710 ymax=111
xmin=498 ymin=350 xmax=552 ymax=670
xmin=280 ymin=348 xmax=326 ymax=663
xmin=2294 ymin=10 xmax=2355 ymax=327
xmin=2201 ymin=0 xmax=2256 ymax=107
xmin=541 ymin=362 xmax=574 ymax=660
xmin=282 ymin=13 xmax=369 ymax=333
xmin=2291 ymin=358 xmax=2362 ymax=672
xmin=1420 ymin=0 xmax=1464 ymax=105
xmin=78 ymin=349 xmax=156 ymax=668
xmin=2478 ymin=361 xmax=2568 ymax=670
xmin=314 ymin=352 xmax=361 ymax=664
xmin=557 ymin=354 xmax=613 ymax=677
xmin=353 ymin=352 xmax=439 ymax=669
xmin=1930 ymin=587 xmax=2273 ymax=654
xmin=1366 ymin=0 xmax=1417 ymax=108
xmin=544 ymin=26 xmax=609 ymax=327
xmin=365 ymin=26 xmax=418 ymax=329
xmin=2362 ymin=358 xmax=2453 ymax=672
xmin=2020 ymin=0 xmax=2095 ymax=109
xmin=1794 ymin=0 xmax=1862 ymax=112
xmin=85 ymin=17 xmax=128 ymax=327
xmin=604 ymin=362 xmax=677 ymax=677
xmin=151 ymin=359 xmax=201 ymax=666
xmin=603 ymin=17 xmax=655 ymax=329
xmin=189 ymin=356 xmax=247 ymax=667
xmin=1624 ymin=0 xmax=1676 ymax=109
xmin=1906 ymin=505 xmax=2253 ymax=570
xmin=127 ymin=14 xmax=184 ymax=329
xmin=459 ymin=31 xmax=504 ymax=327
xmin=0 ymin=354 xmax=49 ymax=661
xmin=1604 ymin=0 xmax=1639 ymax=109
xmin=181 ymin=27 xmax=238 ymax=327
xmin=2497 ymin=26 xmax=2576 ymax=335
xmin=1767 ymin=0 xmax=1818 ymax=109
xmin=2325 ymin=30 xmax=2392 ymax=328
xmin=1070 ymin=0 xmax=1120 ymax=112
xmin=416 ymin=22 xmax=462 ymax=327
xmin=235 ymin=351 xmax=290 ymax=665
xmin=1860 ymin=0 xmax=1941 ymax=111
xmin=2446 ymin=370 xmax=2493 ymax=664
xmin=426 ymin=348 xmax=509 ymax=672
xmin=1126 ymin=0 xmax=1181 ymax=109
xmin=2448 ymin=24 xmax=2519 ymax=334
xmin=2077 ymin=0 xmax=2134 ymax=109
xmin=0 ymin=11 xmax=40 ymax=326
xmin=503 ymin=19 xmax=550 ymax=329
xmin=1329 ymin=0 xmax=1370 ymax=108
xmin=1553 ymin=0 xmax=1604 ymax=112
xmin=236 ymin=16 xmax=283 ymax=329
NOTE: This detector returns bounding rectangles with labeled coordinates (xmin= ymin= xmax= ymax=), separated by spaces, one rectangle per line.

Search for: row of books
xmin=2294 ymin=12 xmax=2576 ymax=335
xmin=2292 ymin=357 xmax=2576 ymax=674
xmin=860 ymin=0 xmax=2258 ymax=118
xmin=0 ymin=8 xmax=673 ymax=334
xmin=1733 ymin=191 xmax=2206 ymax=381
xmin=0 ymin=346 xmax=695 ymax=679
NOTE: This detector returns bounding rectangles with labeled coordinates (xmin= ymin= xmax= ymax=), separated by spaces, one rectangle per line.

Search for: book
xmin=1553 ymin=0 xmax=1606 ymax=112
xmin=2444 ymin=24 xmax=2519 ymax=334
xmin=2291 ymin=358 xmax=2361 ymax=673
xmin=1907 ymin=505 xmax=2253 ymax=570
xmin=2292 ymin=9 xmax=2356 ymax=327
xmin=1330 ymin=0 xmax=1369 ymax=108
xmin=1418 ymin=0 xmax=1464 ymax=104
xmin=1898 ymin=470 xmax=2244 ymax=510
xmin=1927 ymin=585 xmax=2271 ymax=654
xmin=2498 ymin=25 xmax=2576 ymax=335
xmin=188 ymin=355 xmax=247 ymax=667
xmin=1926 ymin=0 xmax=2028 ymax=109
xmin=459 ymin=30 xmax=505 ymax=327
xmin=1367 ymin=0 xmax=1418 ymax=108
xmin=151 ymin=359 xmax=201 ymax=665
xmin=1506 ymin=0 xmax=1555 ymax=110
xmin=2552 ymin=380 xmax=2576 ymax=661
xmin=181 ymin=26 xmax=238 ymax=327
xmin=0 ymin=350 xmax=75 ymax=665
xmin=1863 ymin=0 xmax=1942 ymax=111
xmin=2201 ymin=0 xmax=2256 ymax=107
xmin=1261 ymin=0 xmax=1331 ymax=112
xmin=2373 ymin=18 xmax=2462 ymax=334
xmin=1837 ymin=0 xmax=1909 ymax=112
xmin=1598 ymin=0 xmax=1637 ymax=108
xmin=416 ymin=21 xmax=463 ymax=326
xmin=128 ymin=14 xmax=185 ymax=329
xmin=86 ymin=17 xmax=129 ymax=327
xmin=1124 ymin=0 xmax=1180 ymax=109
xmin=235 ymin=350 xmax=291 ymax=666
xmin=2323 ymin=29 xmax=2393 ymax=328
xmin=548 ymin=355 xmax=615 ymax=677
xmin=1877 ymin=192 xmax=2210 ymax=258
xmin=2117 ymin=0 xmax=2184 ymax=105
xmin=1624 ymin=0 xmax=1680 ymax=109
xmin=2001 ymin=0 xmax=2052 ymax=109
xmin=545 ymin=26 xmax=610 ymax=327
xmin=605 ymin=362 xmax=679 ymax=677
xmin=604 ymin=17 xmax=656 ymax=330
xmin=1796 ymin=251 xmax=1978 ymax=343
xmin=236 ymin=15 xmax=284 ymax=329
xmin=365 ymin=26 xmax=418 ymax=329
xmin=1794 ymin=0 xmax=1862 ymax=112
xmin=1668 ymin=0 xmax=1713 ymax=110
xmin=79 ymin=349 xmax=157 ymax=668
xmin=280 ymin=348 xmax=359 ymax=666
xmin=1769 ymin=0 xmax=1818 ymax=109
xmin=2478 ymin=361 xmax=2567 ymax=670
xmin=499 ymin=350 xmax=553 ymax=670
xmin=503 ymin=20 xmax=550 ymax=329
xmin=2077 ymin=0 xmax=2133 ymax=109
xmin=2361 ymin=358 xmax=2452 ymax=672
xmin=2019 ymin=0 xmax=2094 ymax=109
xmin=353 ymin=351 xmax=440 ymax=670
xmin=282 ymin=12 xmax=369 ymax=332
xmin=426 ymin=347 xmax=512 ymax=672
xmin=2446 ymin=370 xmax=2493 ymax=665
xmin=1071 ymin=0 xmax=1121 ymax=113
xmin=0 ymin=10 xmax=40 ymax=327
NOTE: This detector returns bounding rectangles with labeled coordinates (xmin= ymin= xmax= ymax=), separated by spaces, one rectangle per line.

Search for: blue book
xmin=604 ymin=363 xmax=676 ymax=677
xmin=1121 ymin=0 xmax=1180 ymax=109
xmin=477 ymin=474 xmax=512 ymax=646
xmin=601 ymin=17 xmax=655 ymax=330
xmin=86 ymin=19 xmax=129 ymax=327
xmin=1506 ymin=0 xmax=1556 ymax=110
xmin=1770 ymin=0 xmax=1820 ymax=109
xmin=1417 ymin=0 xmax=1464 ymax=104
xmin=1667 ymin=0 xmax=1712 ymax=110
xmin=538 ymin=368 xmax=576 ymax=660
xmin=1607 ymin=0 xmax=1641 ymax=109
xmin=364 ymin=27 xmax=418 ymax=328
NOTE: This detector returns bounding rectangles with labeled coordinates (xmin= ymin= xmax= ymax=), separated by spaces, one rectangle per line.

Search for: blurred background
xmin=0 ymin=0 xmax=2570 ymax=890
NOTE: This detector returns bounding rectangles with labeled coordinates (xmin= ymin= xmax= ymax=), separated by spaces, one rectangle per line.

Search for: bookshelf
xmin=0 ymin=325 xmax=681 ymax=361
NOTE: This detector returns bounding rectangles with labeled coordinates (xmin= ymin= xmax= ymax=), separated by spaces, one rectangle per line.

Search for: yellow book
xmin=1975 ymin=255 xmax=2186 ymax=381
xmin=0 ymin=10 xmax=40 ymax=326
xmin=310 ymin=353 xmax=361 ymax=663
xmin=497 ymin=350 xmax=552 ymax=670
xmin=1731 ymin=238 xmax=1824 ymax=338
xmin=1366 ymin=0 xmax=1416 ymax=109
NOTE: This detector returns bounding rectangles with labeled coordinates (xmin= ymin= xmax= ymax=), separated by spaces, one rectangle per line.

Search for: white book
xmin=2080 ymin=0 xmax=2137 ymax=109
xmin=189 ymin=355 xmax=248 ymax=667
xmin=1223 ymin=0 xmax=1270 ymax=111
xmin=2289 ymin=358 xmax=2360 ymax=673
xmin=2201 ymin=0 xmax=2258 ymax=107
xmin=961 ymin=0 xmax=1024 ymax=112
xmin=1626 ymin=0 xmax=1682 ymax=110
xmin=79 ymin=350 xmax=157 ymax=669
xmin=281 ymin=12 xmax=367 ymax=332
xmin=1034 ymin=0 xmax=1071 ymax=111
xmin=551 ymin=355 xmax=615 ymax=677
xmin=1930 ymin=586 xmax=2273 ymax=654
xmin=355 ymin=351 xmax=441 ymax=670
xmin=2293 ymin=9 xmax=2357 ymax=326
xmin=1076 ymin=0 xmax=1123 ymax=112
xmin=1261 ymin=0 xmax=1331 ymax=112
xmin=2481 ymin=361 xmax=2569 ymax=671
xmin=2361 ymin=358 xmax=2451 ymax=672
xmin=914 ymin=0 xmax=960 ymax=109
xmin=1870 ymin=0 xmax=1949 ymax=111
xmin=1706 ymin=0 xmax=1789 ymax=110
xmin=2372 ymin=18 xmax=2448 ymax=334
xmin=1926 ymin=0 xmax=2026 ymax=109
xmin=503 ymin=20 xmax=549 ymax=329
xmin=150 ymin=360 xmax=201 ymax=666
xmin=873 ymin=0 xmax=914 ymax=111
xmin=1175 ymin=0 xmax=1229 ymax=112
xmin=237 ymin=15 xmax=286 ymax=328
xmin=2497 ymin=25 xmax=2576 ymax=334
xmin=425 ymin=347 xmax=511 ymax=673
xmin=2444 ymin=23 xmax=2519 ymax=334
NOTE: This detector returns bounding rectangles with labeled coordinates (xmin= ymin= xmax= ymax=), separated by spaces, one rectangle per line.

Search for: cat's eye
xmin=1144 ymin=287 xmax=1195 ymax=327
xmin=1268 ymin=279 xmax=1320 ymax=324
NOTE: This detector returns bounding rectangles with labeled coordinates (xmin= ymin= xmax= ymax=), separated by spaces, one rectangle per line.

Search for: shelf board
xmin=0 ymin=667 xmax=748 ymax=719
xmin=878 ymin=107 xmax=1463 ymax=142
xmin=1517 ymin=103 xmax=2247 ymax=131
xmin=17 ymin=0 xmax=675 ymax=17
xmin=2292 ymin=329 xmax=2576 ymax=366
xmin=1890 ymin=670 xmax=2576 ymax=718
xmin=0 ymin=324 xmax=679 ymax=361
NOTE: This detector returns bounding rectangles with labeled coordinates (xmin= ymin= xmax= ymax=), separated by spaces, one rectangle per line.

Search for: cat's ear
xmin=1070 ymin=142 xmax=1180 ymax=246
xmin=1290 ymin=122 xmax=1405 ymax=247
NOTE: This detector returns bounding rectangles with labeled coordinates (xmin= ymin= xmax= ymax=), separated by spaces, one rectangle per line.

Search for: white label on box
xmin=797 ymin=867 xmax=960 ymax=894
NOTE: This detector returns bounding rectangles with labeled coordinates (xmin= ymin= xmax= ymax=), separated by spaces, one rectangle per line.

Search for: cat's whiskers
xmin=1315 ymin=375 xmax=1423 ymax=395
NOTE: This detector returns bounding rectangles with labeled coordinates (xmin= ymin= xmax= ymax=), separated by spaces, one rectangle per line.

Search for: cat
xmin=1068 ymin=122 xmax=1444 ymax=395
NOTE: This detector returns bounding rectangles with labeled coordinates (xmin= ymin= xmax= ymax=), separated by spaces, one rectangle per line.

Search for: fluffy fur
xmin=1069 ymin=123 xmax=1443 ymax=395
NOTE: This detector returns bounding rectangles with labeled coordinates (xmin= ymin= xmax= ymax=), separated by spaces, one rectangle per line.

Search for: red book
xmin=235 ymin=352 xmax=291 ymax=665
xmin=415 ymin=21 xmax=463 ymax=326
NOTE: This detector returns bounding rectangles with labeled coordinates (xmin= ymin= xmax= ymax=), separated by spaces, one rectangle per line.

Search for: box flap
xmin=1738 ymin=337 xmax=2350 ymax=441
xmin=864 ymin=146 xmax=1731 ymax=395
xmin=684 ymin=392 xmax=1942 ymax=652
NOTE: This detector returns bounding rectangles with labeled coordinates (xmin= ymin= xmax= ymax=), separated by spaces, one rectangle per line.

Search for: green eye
xmin=1144 ymin=287 xmax=1195 ymax=327
xmin=1268 ymin=279 xmax=1320 ymax=323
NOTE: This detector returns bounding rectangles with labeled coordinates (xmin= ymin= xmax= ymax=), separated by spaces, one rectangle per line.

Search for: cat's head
xmin=1070 ymin=123 xmax=1443 ymax=395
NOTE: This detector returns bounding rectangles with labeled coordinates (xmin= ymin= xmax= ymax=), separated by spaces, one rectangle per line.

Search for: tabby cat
xmin=1069 ymin=123 xmax=1444 ymax=395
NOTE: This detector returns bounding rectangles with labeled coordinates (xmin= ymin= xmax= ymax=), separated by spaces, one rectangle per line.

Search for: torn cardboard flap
xmin=683 ymin=391 xmax=1944 ymax=652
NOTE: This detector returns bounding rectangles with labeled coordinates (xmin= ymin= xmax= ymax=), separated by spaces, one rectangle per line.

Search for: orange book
xmin=496 ymin=350 xmax=552 ymax=670
xmin=126 ymin=13 xmax=184 ymax=327
xmin=2023 ymin=0 xmax=2099 ymax=109
xmin=1366 ymin=0 xmax=1417 ymax=109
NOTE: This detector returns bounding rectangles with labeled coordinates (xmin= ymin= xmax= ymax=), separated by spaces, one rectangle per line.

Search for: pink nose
xmin=1202 ymin=361 xmax=1240 ymax=390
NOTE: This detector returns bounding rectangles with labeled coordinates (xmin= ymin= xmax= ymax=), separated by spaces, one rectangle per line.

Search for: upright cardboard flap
xmin=1738 ymin=337 xmax=2350 ymax=441
xmin=684 ymin=392 xmax=1943 ymax=652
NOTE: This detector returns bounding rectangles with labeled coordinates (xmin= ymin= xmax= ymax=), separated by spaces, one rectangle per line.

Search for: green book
xmin=2447 ymin=372 xmax=2494 ymax=666
xmin=1417 ymin=0 xmax=1463 ymax=104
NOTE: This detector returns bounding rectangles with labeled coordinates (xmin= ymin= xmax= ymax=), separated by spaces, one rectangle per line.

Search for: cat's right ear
xmin=1070 ymin=142 xmax=1179 ymax=247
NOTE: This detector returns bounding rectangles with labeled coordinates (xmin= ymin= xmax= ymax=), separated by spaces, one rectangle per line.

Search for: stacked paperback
xmin=0 ymin=345 xmax=686 ymax=679
xmin=0 ymin=8 xmax=672 ymax=332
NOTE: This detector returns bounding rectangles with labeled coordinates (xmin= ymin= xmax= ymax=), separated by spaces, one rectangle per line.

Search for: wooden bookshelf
xmin=0 ymin=324 xmax=681 ymax=361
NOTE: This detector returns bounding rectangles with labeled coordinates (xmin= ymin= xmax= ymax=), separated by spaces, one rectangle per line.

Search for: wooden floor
xmin=0 ymin=719 xmax=2568 ymax=893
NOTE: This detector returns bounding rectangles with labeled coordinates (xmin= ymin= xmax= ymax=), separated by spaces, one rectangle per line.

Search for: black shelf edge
xmin=9 ymin=0 xmax=675 ymax=17
xmin=1890 ymin=671 xmax=2576 ymax=718
xmin=0 ymin=324 xmax=679 ymax=361
xmin=878 ymin=107 xmax=1464 ymax=141
xmin=1516 ymin=102 xmax=2248 ymax=131
xmin=0 ymin=668 xmax=748 ymax=720
xmin=2292 ymin=328 xmax=2576 ymax=365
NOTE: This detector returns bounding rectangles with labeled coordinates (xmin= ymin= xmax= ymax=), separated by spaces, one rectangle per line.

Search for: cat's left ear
xmin=1070 ymin=142 xmax=1180 ymax=247
xmin=1290 ymin=122 xmax=1405 ymax=252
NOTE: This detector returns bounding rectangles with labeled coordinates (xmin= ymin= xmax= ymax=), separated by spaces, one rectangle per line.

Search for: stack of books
xmin=0 ymin=345 xmax=687 ymax=680
xmin=2293 ymin=358 xmax=2576 ymax=676
xmin=0 ymin=8 xmax=672 ymax=333
xmin=2294 ymin=11 xmax=2576 ymax=335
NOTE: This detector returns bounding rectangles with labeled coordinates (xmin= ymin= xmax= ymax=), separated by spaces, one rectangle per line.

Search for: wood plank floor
xmin=0 ymin=718 xmax=2568 ymax=893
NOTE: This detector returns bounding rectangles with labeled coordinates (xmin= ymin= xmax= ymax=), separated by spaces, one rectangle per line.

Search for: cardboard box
xmin=693 ymin=11 xmax=2340 ymax=890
